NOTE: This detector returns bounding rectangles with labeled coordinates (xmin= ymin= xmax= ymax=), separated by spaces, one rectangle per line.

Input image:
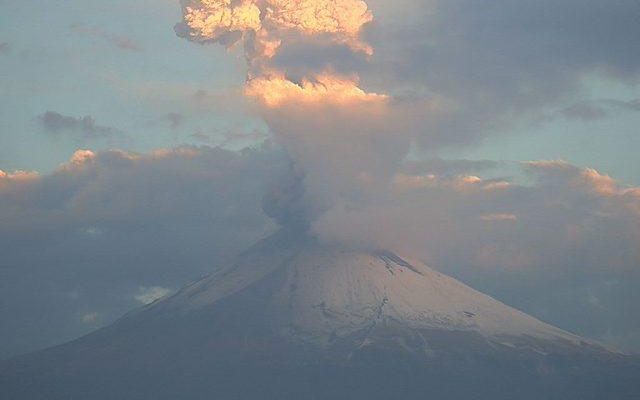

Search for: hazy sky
xmin=1 ymin=0 xmax=639 ymax=358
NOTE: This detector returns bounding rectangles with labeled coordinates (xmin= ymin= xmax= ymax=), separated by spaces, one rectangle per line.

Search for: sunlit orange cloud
xmin=526 ymin=160 xmax=629 ymax=198
xmin=181 ymin=0 xmax=373 ymax=59
xmin=264 ymin=0 xmax=373 ymax=55
xmin=393 ymin=173 xmax=510 ymax=193
xmin=392 ymin=174 xmax=438 ymax=192
xmin=69 ymin=149 xmax=96 ymax=165
xmin=0 ymin=170 xmax=39 ymax=190
xmin=0 ymin=170 xmax=38 ymax=181
xmin=244 ymin=72 xmax=387 ymax=108
xmin=182 ymin=0 xmax=262 ymax=42
xmin=180 ymin=0 xmax=381 ymax=113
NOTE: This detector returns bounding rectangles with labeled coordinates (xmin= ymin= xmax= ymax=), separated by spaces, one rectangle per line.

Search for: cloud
xmin=9 ymin=0 xmax=639 ymax=359
xmin=0 ymin=42 xmax=9 ymax=54
xmin=72 ymin=24 xmax=143 ymax=52
xmin=171 ymin=2 xmax=463 ymax=240
xmin=310 ymin=159 xmax=640 ymax=350
xmin=0 ymin=146 xmax=285 ymax=240
xmin=0 ymin=145 xmax=286 ymax=359
xmin=36 ymin=111 xmax=121 ymax=140
xmin=168 ymin=0 xmax=640 ymax=354
xmin=2 ymin=145 xmax=640 ymax=354
xmin=179 ymin=0 xmax=640 ymax=153
xmin=177 ymin=0 xmax=374 ymax=61
xmin=2 ymin=0 xmax=639 ymax=366
xmin=0 ymin=169 xmax=39 ymax=182
xmin=175 ymin=0 xmax=640 ymax=233
xmin=190 ymin=128 xmax=266 ymax=147
xmin=315 ymin=160 xmax=640 ymax=271
xmin=261 ymin=162 xmax=328 ymax=232
xmin=176 ymin=0 xmax=378 ymax=114
xmin=245 ymin=72 xmax=387 ymax=107
xmin=353 ymin=0 xmax=640 ymax=148
xmin=239 ymin=0 xmax=640 ymax=233
xmin=559 ymin=98 xmax=640 ymax=121
xmin=173 ymin=0 xmax=640 ymax=236
xmin=402 ymin=159 xmax=501 ymax=178
xmin=251 ymin=83 xmax=415 ymax=231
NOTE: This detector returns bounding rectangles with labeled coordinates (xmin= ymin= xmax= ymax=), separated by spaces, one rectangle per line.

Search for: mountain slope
xmin=158 ymin=232 xmax=579 ymax=346
xmin=1 ymin=231 xmax=639 ymax=400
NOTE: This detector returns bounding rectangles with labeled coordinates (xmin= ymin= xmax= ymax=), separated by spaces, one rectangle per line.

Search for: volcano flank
xmin=2 ymin=231 xmax=639 ymax=399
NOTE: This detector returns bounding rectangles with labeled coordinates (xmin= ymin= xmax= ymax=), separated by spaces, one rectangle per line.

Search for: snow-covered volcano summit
xmin=156 ymin=232 xmax=578 ymax=348
xmin=2 ymin=231 xmax=639 ymax=400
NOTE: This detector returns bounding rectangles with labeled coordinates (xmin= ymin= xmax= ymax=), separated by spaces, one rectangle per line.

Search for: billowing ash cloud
xmin=176 ymin=0 xmax=380 ymax=110
xmin=261 ymin=163 xmax=323 ymax=232
xmin=176 ymin=0 xmax=373 ymax=64
xmin=176 ymin=0 xmax=417 ymax=230
xmin=167 ymin=0 xmax=640 ymax=352
xmin=175 ymin=0 xmax=640 ymax=233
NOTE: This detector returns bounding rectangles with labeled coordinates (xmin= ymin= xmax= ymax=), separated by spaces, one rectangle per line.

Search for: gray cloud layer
xmin=312 ymin=160 xmax=640 ymax=352
xmin=1 ymin=147 xmax=640 ymax=356
xmin=559 ymin=98 xmax=640 ymax=121
xmin=0 ymin=146 xmax=284 ymax=358
xmin=360 ymin=0 xmax=640 ymax=148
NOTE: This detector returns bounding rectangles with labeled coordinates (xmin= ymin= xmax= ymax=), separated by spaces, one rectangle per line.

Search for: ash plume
xmin=176 ymin=0 xmax=374 ymax=72
xmin=176 ymin=0 xmax=408 ymax=231
xmin=261 ymin=163 xmax=327 ymax=232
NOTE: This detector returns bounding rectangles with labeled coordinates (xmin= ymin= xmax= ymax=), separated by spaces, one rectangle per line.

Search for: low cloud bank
xmin=1 ymin=147 xmax=639 ymax=355
xmin=0 ymin=145 xmax=284 ymax=358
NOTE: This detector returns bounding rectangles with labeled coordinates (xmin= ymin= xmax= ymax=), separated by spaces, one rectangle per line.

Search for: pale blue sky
xmin=1 ymin=0 xmax=639 ymax=184
xmin=0 ymin=0 xmax=263 ymax=172
xmin=443 ymin=76 xmax=640 ymax=185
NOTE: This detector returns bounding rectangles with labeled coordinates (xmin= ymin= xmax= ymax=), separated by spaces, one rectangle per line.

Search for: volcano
xmin=2 ymin=231 xmax=639 ymax=399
